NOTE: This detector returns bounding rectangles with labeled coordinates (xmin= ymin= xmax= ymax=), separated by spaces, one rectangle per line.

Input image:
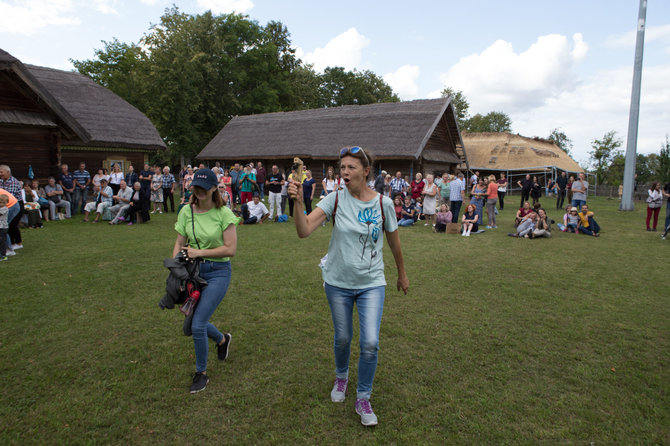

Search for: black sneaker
xmin=217 ymin=333 xmax=232 ymax=361
xmin=190 ymin=372 xmax=209 ymax=394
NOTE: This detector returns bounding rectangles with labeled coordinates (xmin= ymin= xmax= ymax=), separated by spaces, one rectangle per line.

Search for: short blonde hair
xmin=0 ymin=194 xmax=9 ymax=205
xmin=489 ymin=174 xmax=496 ymax=182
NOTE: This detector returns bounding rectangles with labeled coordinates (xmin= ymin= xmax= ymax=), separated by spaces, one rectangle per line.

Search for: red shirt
xmin=411 ymin=180 xmax=424 ymax=200
xmin=518 ymin=207 xmax=532 ymax=218
xmin=394 ymin=204 xmax=403 ymax=220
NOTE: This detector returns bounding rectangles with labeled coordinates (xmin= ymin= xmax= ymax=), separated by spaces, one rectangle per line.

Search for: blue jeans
xmin=398 ymin=218 xmax=414 ymax=226
xmin=324 ymin=283 xmax=385 ymax=400
xmin=73 ymin=187 xmax=88 ymax=214
xmin=665 ymin=203 xmax=670 ymax=232
xmin=571 ymin=199 xmax=586 ymax=209
xmin=258 ymin=183 xmax=265 ymax=200
xmin=192 ymin=261 xmax=232 ymax=372
xmin=578 ymin=216 xmax=600 ymax=236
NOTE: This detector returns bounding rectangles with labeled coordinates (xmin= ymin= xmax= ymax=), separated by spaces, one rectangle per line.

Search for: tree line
xmin=442 ymin=86 xmax=670 ymax=185
xmin=72 ymin=7 xmax=398 ymax=163
xmin=73 ymin=7 xmax=669 ymax=185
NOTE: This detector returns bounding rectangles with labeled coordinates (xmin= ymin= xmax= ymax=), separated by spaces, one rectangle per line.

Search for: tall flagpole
xmin=620 ymin=0 xmax=647 ymax=211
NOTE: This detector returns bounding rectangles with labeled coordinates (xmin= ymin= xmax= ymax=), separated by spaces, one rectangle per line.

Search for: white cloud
xmin=384 ymin=65 xmax=420 ymax=100
xmin=92 ymin=0 xmax=118 ymax=15
xmin=299 ymin=27 xmax=370 ymax=72
xmin=440 ymin=33 xmax=589 ymax=113
xmin=196 ymin=0 xmax=254 ymax=14
xmin=605 ymin=24 xmax=670 ymax=48
xmin=139 ymin=0 xmax=160 ymax=4
xmin=0 ymin=0 xmax=80 ymax=35
xmin=512 ymin=63 xmax=670 ymax=163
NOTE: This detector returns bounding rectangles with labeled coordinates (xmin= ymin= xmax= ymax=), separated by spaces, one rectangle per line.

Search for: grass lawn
xmin=1 ymin=196 xmax=668 ymax=444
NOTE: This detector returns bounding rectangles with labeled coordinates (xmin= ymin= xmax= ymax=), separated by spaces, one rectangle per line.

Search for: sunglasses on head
xmin=339 ymin=146 xmax=369 ymax=165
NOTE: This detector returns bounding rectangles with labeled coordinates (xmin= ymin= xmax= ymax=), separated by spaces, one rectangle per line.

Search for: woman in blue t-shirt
xmin=288 ymin=146 xmax=409 ymax=427
xmin=172 ymin=168 xmax=238 ymax=394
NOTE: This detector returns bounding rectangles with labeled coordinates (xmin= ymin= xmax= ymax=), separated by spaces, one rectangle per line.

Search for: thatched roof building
xmin=0 ymin=48 xmax=165 ymax=180
xmin=461 ymin=132 xmax=583 ymax=174
xmin=198 ymin=98 xmax=467 ymax=178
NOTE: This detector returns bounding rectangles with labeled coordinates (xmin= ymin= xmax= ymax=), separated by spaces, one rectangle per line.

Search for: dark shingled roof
xmin=1 ymin=48 xmax=165 ymax=150
xmin=198 ymin=98 xmax=463 ymax=161
xmin=27 ymin=65 xmax=165 ymax=150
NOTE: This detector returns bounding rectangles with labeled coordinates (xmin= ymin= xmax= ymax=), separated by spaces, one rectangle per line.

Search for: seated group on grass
xmin=78 ymin=179 xmax=150 ymax=226
xmin=508 ymin=201 xmax=600 ymax=238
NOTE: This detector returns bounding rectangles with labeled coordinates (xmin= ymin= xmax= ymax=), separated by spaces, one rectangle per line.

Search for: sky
xmin=2 ymin=0 xmax=669 ymax=165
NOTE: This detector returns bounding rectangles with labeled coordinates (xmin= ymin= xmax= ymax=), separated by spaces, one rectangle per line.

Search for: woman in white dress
xmin=421 ymin=174 xmax=438 ymax=227
xmin=150 ymin=166 xmax=164 ymax=213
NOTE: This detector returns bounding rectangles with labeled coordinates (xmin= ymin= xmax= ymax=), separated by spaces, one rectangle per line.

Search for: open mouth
xmin=343 ymin=178 xmax=351 ymax=184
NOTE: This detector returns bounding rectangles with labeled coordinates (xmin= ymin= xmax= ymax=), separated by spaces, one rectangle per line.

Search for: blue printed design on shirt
xmin=357 ymin=207 xmax=382 ymax=270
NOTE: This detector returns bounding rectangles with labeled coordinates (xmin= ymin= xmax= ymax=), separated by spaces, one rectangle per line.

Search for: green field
xmin=1 ymin=196 xmax=668 ymax=444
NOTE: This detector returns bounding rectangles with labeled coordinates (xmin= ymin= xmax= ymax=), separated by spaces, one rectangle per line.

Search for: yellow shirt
xmin=288 ymin=172 xmax=307 ymax=184
xmin=578 ymin=211 xmax=593 ymax=227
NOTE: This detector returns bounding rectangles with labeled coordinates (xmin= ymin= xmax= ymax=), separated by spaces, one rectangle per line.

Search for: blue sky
xmin=2 ymin=0 xmax=669 ymax=164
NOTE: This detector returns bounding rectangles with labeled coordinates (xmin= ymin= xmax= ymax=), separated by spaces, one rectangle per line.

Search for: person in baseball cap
xmin=190 ymin=168 xmax=218 ymax=190
xmin=173 ymin=165 xmax=238 ymax=394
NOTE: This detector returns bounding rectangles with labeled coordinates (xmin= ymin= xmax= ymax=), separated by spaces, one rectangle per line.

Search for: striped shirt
xmin=390 ymin=177 xmax=408 ymax=193
xmin=449 ymin=178 xmax=465 ymax=201
xmin=0 ymin=176 xmax=21 ymax=201
xmin=73 ymin=169 xmax=90 ymax=187
xmin=162 ymin=173 xmax=175 ymax=189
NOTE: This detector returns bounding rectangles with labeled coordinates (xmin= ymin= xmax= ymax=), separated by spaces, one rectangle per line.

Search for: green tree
xmin=606 ymin=153 xmax=626 ymax=186
xmin=440 ymin=87 xmax=469 ymax=128
xmin=658 ymin=135 xmax=670 ymax=183
xmin=318 ymin=67 xmax=398 ymax=107
xmin=547 ymin=128 xmax=573 ymax=156
xmin=71 ymin=39 xmax=148 ymax=112
xmin=72 ymin=7 xmax=400 ymax=163
xmin=464 ymin=111 xmax=512 ymax=133
xmin=589 ymin=130 xmax=622 ymax=184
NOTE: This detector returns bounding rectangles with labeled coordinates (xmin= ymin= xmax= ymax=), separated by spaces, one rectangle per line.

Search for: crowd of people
xmin=2 ymin=158 xmax=669 ymax=262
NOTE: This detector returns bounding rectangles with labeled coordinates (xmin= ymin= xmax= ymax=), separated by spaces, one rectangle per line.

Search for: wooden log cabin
xmin=0 ymin=49 xmax=165 ymax=182
xmin=197 ymin=98 xmax=468 ymax=191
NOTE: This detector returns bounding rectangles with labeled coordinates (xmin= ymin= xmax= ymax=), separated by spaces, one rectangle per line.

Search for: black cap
xmin=190 ymin=169 xmax=218 ymax=190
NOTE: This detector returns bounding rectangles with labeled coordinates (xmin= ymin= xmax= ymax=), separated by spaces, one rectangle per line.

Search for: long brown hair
xmin=189 ymin=186 xmax=225 ymax=208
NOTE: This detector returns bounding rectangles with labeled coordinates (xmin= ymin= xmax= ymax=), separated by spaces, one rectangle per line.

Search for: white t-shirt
xmin=109 ymin=172 xmax=124 ymax=185
xmin=246 ymin=201 xmax=269 ymax=219
xmin=324 ymin=179 xmax=337 ymax=192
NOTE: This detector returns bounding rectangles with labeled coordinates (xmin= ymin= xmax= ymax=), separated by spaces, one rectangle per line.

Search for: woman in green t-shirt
xmin=289 ymin=146 xmax=409 ymax=427
xmin=173 ymin=168 xmax=238 ymax=394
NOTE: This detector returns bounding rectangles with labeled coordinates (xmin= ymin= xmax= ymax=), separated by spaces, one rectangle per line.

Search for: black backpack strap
xmin=189 ymin=203 xmax=201 ymax=249
xmin=332 ymin=190 xmax=339 ymax=226
xmin=379 ymin=193 xmax=386 ymax=232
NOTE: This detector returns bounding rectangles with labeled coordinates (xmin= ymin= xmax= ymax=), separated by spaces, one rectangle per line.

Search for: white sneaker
xmin=330 ymin=378 xmax=348 ymax=402
xmin=355 ymin=398 xmax=378 ymax=426
xmin=11 ymin=244 xmax=23 ymax=250
xmin=6 ymin=250 xmax=16 ymax=256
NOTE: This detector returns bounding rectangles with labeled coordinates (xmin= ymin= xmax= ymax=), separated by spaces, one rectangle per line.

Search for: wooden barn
xmin=461 ymin=132 xmax=584 ymax=189
xmin=0 ymin=49 xmax=165 ymax=181
xmin=197 ymin=97 xmax=467 ymax=181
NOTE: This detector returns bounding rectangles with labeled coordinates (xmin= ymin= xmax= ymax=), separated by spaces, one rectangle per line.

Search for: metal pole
xmin=620 ymin=0 xmax=647 ymax=211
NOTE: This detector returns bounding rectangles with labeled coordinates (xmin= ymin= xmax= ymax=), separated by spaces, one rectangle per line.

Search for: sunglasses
xmin=339 ymin=146 xmax=369 ymax=166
